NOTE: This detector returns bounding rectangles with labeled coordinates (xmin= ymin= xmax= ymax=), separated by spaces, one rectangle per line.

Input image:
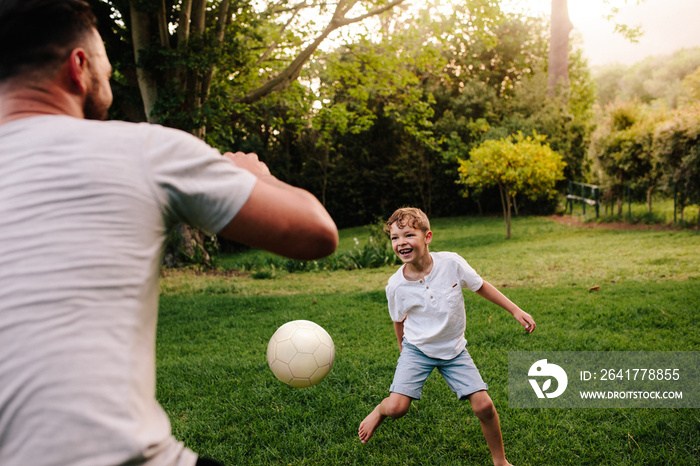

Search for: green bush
xmin=223 ymin=234 xmax=400 ymax=278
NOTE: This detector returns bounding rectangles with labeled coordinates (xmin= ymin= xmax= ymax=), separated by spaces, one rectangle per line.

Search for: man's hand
xmin=217 ymin=150 xmax=338 ymax=261
xmin=223 ymin=151 xmax=271 ymax=177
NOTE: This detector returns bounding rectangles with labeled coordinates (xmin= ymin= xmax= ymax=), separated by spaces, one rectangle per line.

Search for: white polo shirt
xmin=386 ymin=251 xmax=484 ymax=359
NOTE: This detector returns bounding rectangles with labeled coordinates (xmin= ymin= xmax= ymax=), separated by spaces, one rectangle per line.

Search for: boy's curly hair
xmin=384 ymin=207 xmax=431 ymax=234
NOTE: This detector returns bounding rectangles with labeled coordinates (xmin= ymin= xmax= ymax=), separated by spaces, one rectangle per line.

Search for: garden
xmin=156 ymin=215 xmax=700 ymax=465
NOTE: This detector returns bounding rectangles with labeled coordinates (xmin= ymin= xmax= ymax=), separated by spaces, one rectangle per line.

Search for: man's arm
xmin=475 ymin=281 xmax=536 ymax=333
xmin=217 ymin=152 xmax=338 ymax=261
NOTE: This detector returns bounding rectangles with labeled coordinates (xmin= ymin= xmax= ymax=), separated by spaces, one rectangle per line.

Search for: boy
xmin=358 ymin=207 xmax=535 ymax=466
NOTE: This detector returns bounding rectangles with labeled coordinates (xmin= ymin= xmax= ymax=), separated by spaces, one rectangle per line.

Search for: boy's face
xmin=389 ymin=222 xmax=432 ymax=265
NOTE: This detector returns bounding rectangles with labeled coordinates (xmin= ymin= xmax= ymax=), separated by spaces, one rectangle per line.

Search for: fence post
xmin=566 ymin=181 xmax=600 ymax=219
xmin=594 ymin=186 xmax=600 ymax=218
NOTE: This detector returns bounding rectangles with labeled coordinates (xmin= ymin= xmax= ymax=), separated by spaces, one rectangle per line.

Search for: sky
xmin=513 ymin=0 xmax=700 ymax=68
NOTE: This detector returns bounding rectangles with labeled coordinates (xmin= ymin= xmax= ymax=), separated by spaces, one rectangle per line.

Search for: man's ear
xmin=67 ymin=49 xmax=88 ymax=93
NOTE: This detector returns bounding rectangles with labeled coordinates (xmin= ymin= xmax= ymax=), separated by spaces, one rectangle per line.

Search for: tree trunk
xmin=130 ymin=3 xmax=159 ymax=122
xmin=647 ymin=186 xmax=654 ymax=213
xmin=321 ymin=145 xmax=329 ymax=207
xmin=177 ymin=0 xmax=193 ymax=45
xmin=498 ymin=183 xmax=512 ymax=239
xmin=505 ymin=190 xmax=512 ymax=239
xmin=548 ymin=0 xmax=573 ymax=95
xmin=179 ymin=225 xmax=210 ymax=262
xmin=194 ymin=0 xmax=231 ymax=139
xmin=175 ymin=0 xmax=193 ymax=86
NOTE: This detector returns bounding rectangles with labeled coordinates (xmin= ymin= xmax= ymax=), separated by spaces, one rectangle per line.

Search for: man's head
xmin=0 ymin=0 xmax=112 ymax=120
xmin=384 ymin=207 xmax=431 ymax=234
xmin=0 ymin=0 xmax=97 ymax=82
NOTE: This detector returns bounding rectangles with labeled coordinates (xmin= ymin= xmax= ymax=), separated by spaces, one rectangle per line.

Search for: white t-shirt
xmin=386 ymin=251 xmax=484 ymax=359
xmin=0 ymin=116 xmax=257 ymax=466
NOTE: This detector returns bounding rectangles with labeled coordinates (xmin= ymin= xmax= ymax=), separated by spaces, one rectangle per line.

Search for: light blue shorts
xmin=390 ymin=341 xmax=488 ymax=401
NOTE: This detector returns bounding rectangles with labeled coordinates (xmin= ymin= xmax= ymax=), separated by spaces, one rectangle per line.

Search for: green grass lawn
xmin=157 ymin=215 xmax=700 ymax=465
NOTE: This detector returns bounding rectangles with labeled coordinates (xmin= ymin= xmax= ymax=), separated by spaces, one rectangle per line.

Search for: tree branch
xmin=156 ymin=0 xmax=169 ymax=48
xmin=336 ymin=0 xmax=406 ymax=28
xmin=184 ymin=0 xmax=207 ymax=118
xmin=238 ymin=0 xmax=408 ymax=105
xmin=201 ymin=0 xmax=231 ymax=102
xmin=256 ymin=3 xmax=304 ymax=66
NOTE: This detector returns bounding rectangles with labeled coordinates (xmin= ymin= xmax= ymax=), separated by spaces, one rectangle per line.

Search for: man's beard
xmin=83 ymin=76 xmax=109 ymax=121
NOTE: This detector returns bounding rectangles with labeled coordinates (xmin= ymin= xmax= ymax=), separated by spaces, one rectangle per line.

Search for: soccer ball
xmin=266 ymin=320 xmax=335 ymax=388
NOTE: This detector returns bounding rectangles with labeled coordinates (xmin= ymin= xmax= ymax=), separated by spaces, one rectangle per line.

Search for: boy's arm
xmin=475 ymin=281 xmax=536 ymax=333
xmin=393 ymin=319 xmax=405 ymax=352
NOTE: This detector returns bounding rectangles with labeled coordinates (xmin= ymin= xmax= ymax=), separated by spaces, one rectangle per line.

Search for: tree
xmin=301 ymin=0 xmax=592 ymax=223
xmin=548 ymin=0 xmax=646 ymax=96
xmin=296 ymin=0 xmax=507 ymax=222
xmin=433 ymin=4 xmax=594 ymax=182
xmin=94 ymin=0 xmax=409 ymax=264
xmin=679 ymin=65 xmax=700 ymax=108
xmin=653 ymin=104 xmax=700 ymax=222
xmin=594 ymin=64 xmax=628 ymax=107
xmin=457 ymin=132 xmax=566 ymax=238
xmin=95 ymin=0 xmax=588 ymax=231
xmin=492 ymin=45 xmax=595 ymax=182
xmin=304 ymin=30 xmax=439 ymax=210
xmin=548 ymin=0 xmax=572 ymax=94
xmin=594 ymin=48 xmax=700 ymax=108
xmin=98 ymin=0 xmax=409 ymax=131
xmin=237 ymin=0 xmax=408 ymax=105
xmin=587 ymin=99 xmax=667 ymax=214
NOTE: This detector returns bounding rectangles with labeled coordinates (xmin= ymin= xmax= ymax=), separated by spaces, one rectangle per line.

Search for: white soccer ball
xmin=266 ymin=320 xmax=335 ymax=388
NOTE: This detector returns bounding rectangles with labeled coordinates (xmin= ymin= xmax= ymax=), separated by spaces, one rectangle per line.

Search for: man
xmin=0 ymin=1 xmax=338 ymax=465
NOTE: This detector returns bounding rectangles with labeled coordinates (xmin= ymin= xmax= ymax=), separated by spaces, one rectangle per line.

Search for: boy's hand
xmin=475 ymin=281 xmax=536 ymax=333
xmin=514 ymin=310 xmax=536 ymax=333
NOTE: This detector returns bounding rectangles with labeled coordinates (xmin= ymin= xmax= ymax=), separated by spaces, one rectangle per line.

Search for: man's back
xmin=0 ymin=115 xmax=256 ymax=465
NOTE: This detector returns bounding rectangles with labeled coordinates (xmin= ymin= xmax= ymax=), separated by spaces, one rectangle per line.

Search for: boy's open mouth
xmin=398 ymin=248 xmax=413 ymax=256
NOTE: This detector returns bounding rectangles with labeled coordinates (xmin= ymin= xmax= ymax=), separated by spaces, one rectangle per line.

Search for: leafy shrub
xmin=222 ymin=231 xmax=400 ymax=278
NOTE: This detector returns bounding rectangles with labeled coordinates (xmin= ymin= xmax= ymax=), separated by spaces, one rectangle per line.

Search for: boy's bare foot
xmin=358 ymin=406 xmax=385 ymax=444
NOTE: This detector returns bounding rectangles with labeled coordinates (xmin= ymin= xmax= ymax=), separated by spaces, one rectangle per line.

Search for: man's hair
xmin=384 ymin=207 xmax=431 ymax=234
xmin=0 ymin=0 xmax=97 ymax=82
